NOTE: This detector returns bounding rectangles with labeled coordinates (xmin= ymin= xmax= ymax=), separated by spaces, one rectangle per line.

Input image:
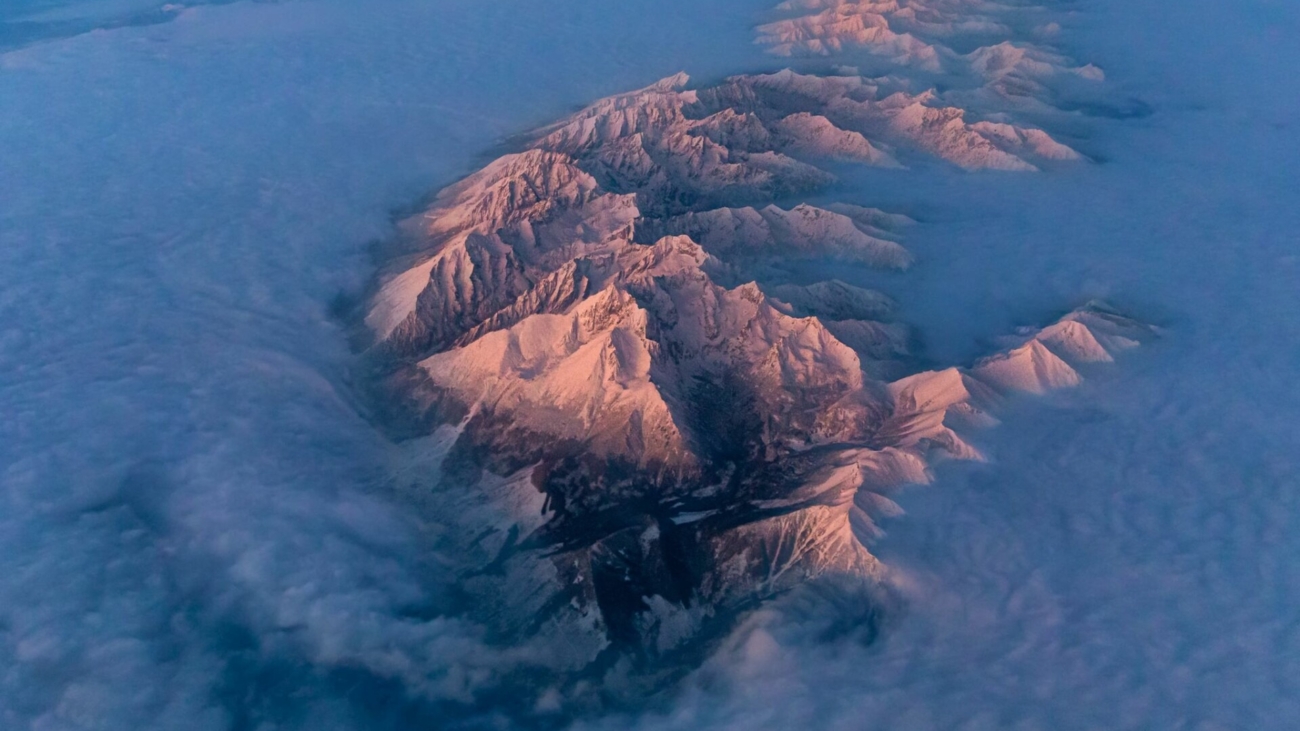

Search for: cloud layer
xmin=2 ymin=0 xmax=1299 ymax=728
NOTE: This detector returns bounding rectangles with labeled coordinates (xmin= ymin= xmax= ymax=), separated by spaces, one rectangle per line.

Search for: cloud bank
xmin=2 ymin=0 xmax=1299 ymax=728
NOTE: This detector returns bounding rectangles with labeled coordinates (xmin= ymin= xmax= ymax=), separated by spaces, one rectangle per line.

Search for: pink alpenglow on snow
xmin=358 ymin=55 xmax=1151 ymax=675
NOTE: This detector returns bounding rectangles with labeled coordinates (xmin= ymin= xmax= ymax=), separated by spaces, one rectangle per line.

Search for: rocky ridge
xmin=359 ymin=9 xmax=1150 ymax=686
xmin=755 ymin=0 xmax=1114 ymax=114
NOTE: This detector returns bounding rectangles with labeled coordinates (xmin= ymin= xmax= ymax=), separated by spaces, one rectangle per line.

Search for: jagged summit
xmin=757 ymin=1 xmax=951 ymax=67
xmin=640 ymin=202 xmax=914 ymax=270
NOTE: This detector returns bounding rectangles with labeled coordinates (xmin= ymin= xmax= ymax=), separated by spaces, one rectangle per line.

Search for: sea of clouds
xmin=1 ymin=0 xmax=1298 ymax=729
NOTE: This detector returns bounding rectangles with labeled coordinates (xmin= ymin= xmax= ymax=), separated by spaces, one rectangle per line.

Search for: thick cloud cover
xmin=0 ymin=1 xmax=773 ymax=727
xmin=2 ymin=0 xmax=1299 ymax=729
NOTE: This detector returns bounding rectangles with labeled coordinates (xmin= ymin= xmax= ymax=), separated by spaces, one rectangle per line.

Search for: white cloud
xmin=2 ymin=0 xmax=1299 ymax=728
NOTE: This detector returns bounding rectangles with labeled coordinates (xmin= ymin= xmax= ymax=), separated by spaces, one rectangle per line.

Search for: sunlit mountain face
xmin=3 ymin=0 xmax=1298 ymax=728
xmin=356 ymin=58 xmax=1153 ymax=702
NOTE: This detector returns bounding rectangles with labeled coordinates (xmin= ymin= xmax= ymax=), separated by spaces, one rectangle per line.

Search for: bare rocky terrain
xmin=359 ymin=7 xmax=1156 ymax=676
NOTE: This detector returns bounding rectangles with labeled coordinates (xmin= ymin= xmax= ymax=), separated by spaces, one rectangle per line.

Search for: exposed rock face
xmin=361 ymin=55 xmax=1150 ymax=677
